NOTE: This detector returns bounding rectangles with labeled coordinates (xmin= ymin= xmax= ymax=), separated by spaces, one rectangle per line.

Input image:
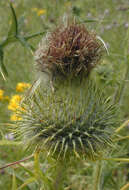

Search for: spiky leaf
xmin=8 ymin=3 xmax=18 ymax=38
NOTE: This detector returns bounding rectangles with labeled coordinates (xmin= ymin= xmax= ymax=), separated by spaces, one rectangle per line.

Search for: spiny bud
xmin=35 ymin=19 xmax=103 ymax=78
xmin=13 ymin=81 xmax=118 ymax=161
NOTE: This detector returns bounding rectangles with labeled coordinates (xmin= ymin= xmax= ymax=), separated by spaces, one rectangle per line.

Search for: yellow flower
xmin=0 ymin=89 xmax=4 ymax=101
xmin=37 ymin=9 xmax=46 ymax=16
xmin=10 ymin=114 xmax=22 ymax=121
xmin=8 ymin=95 xmax=22 ymax=111
xmin=16 ymin=82 xmax=31 ymax=92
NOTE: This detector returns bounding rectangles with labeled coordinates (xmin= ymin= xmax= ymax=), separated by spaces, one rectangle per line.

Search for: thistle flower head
xmin=13 ymin=81 xmax=118 ymax=161
xmin=35 ymin=19 xmax=103 ymax=78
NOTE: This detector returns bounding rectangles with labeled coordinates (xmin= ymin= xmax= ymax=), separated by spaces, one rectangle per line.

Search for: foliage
xmin=0 ymin=3 xmax=45 ymax=80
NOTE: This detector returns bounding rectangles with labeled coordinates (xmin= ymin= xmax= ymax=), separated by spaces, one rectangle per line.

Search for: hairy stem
xmin=53 ymin=160 xmax=67 ymax=190
xmin=93 ymin=161 xmax=102 ymax=190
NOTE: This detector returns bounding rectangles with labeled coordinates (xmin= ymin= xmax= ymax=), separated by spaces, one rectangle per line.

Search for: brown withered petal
xmin=35 ymin=20 xmax=103 ymax=77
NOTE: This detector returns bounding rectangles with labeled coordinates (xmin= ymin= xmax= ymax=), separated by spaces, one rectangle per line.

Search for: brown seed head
xmin=35 ymin=20 xmax=103 ymax=78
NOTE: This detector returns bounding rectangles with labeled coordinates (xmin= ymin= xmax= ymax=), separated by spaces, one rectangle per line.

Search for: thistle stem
xmin=93 ymin=161 xmax=102 ymax=190
xmin=53 ymin=160 xmax=67 ymax=190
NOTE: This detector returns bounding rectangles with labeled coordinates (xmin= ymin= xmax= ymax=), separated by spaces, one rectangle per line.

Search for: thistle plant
xmin=9 ymin=18 xmax=123 ymax=190
xmin=13 ymin=19 xmax=117 ymax=160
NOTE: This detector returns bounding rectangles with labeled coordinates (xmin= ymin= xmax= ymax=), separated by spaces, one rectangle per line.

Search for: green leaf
xmin=101 ymin=168 xmax=116 ymax=189
xmin=8 ymin=3 xmax=18 ymax=38
xmin=19 ymin=163 xmax=35 ymax=177
xmin=34 ymin=151 xmax=52 ymax=185
xmin=17 ymin=35 xmax=35 ymax=52
xmin=6 ymin=36 xmax=18 ymax=45
xmin=0 ymin=140 xmax=21 ymax=146
xmin=12 ymin=172 xmax=17 ymax=190
xmin=0 ymin=159 xmax=31 ymax=190
xmin=0 ymin=130 xmax=5 ymax=139
xmin=7 ymin=169 xmax=31 ymax=190
xmin=1 ymin=37 xmax=17 ymax=48
xmin=24 ymin=32 xmax=45 ymax=41
xmin=0 ymin=48 xmax=8 ymax=80
xmin=18 ymin=177 xmax=36 ymax=190
xmin=17 ymin=15 xmax=25 ymax=33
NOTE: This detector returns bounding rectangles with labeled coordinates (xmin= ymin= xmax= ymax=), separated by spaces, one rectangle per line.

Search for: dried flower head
xmin=35 ymin=19 xmax=103 ymax=78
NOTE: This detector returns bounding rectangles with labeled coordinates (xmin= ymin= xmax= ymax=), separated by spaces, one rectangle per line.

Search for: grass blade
xmin=12 ymin=172 xmax=17 ymax=190
xmin=0 ymin=48 xmax=8 ymax=79
xmin=0 ymin=140 xmax=21 ymax=146
xmin=18 ymin=177 xmax=36 ymax=190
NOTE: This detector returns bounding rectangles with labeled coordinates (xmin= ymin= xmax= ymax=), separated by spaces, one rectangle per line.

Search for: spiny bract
xmin=14 ymin=79 xmax=118 ymax=161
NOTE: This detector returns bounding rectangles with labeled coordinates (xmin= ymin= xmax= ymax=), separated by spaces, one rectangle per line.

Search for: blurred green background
xmin=0 ymin=0 xmax=129 ymax=189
